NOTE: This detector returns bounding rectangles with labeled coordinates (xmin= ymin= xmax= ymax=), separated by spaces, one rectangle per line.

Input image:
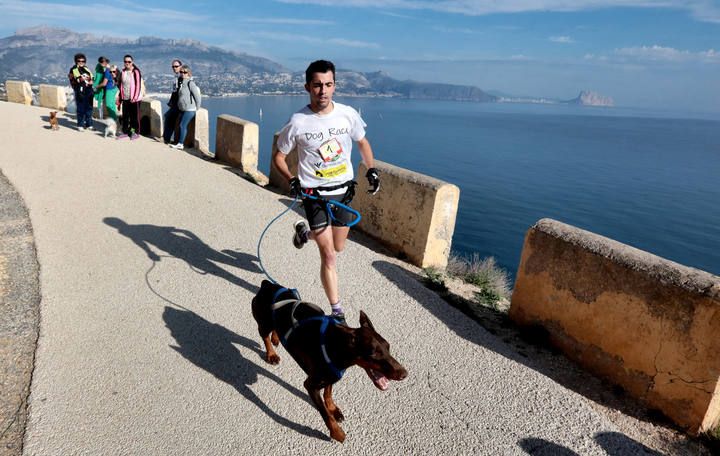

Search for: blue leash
xmin=257 ymin=194 xmax=300 ymax=285
xmin=256 ymin=190 xmax=362 ymax=285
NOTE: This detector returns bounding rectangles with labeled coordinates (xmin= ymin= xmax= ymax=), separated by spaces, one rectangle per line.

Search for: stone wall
xmin=5 ymin=81 xmax=32 ymax=105
xmin=353 ymin=161 xmax=459 ymax=269
xmin=216 ymin=115 xmax=259 ymax=172
xmin=509 ymin=218 xmax=720 ymax=434
xmin=269 ymin=133 xmax=459 ymax=268
xmin=139 ymin=98 xmax=163 ymax=138
xmin=38 ymin=85 xmax=67 ymax=111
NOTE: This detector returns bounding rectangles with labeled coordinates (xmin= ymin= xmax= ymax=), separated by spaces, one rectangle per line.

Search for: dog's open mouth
xmin=366 ymin=368 xmax=390 ymax=391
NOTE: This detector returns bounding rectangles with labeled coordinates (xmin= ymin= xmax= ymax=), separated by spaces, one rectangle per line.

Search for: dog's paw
xmin=266 ymin=353 xmax=280 ymax=365
xmin=329 ymin=425 xmax=346 ymax=443
xmin=331 ymin=407 xmax=344 ymax=423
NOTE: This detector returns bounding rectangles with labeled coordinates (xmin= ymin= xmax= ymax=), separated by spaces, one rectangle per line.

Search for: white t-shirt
xmin=277 ymin=102 xmax=366 ymax=194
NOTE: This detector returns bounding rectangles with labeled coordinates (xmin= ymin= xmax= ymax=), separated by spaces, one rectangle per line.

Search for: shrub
xmin=422 ymin=266 xmax=448 ymax=292
xmin=447 ymin=253 xmax=511 ymax=302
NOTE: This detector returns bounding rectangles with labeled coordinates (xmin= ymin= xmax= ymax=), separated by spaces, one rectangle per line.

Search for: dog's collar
xmin=272 ymin=287 xmax=300 ymax=303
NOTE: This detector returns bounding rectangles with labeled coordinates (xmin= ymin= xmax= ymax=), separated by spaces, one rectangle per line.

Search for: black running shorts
xmin=303 ymin=193 xmax=355 ymax=230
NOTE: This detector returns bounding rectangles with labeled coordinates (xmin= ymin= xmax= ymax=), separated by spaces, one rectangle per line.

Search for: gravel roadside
xmin=0 ymin=170 xmax=40 ymax=456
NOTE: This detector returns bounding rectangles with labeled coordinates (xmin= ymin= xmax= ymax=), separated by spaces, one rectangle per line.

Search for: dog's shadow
xmin=162 ymin=306 xmax=329 ymax=441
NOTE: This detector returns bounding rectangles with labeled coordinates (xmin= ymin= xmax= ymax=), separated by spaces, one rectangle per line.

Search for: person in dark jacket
xmin=163 ymin=59 xmax=183 ymax=144
xmin=68 ymin=53 xmax=95 ymax=131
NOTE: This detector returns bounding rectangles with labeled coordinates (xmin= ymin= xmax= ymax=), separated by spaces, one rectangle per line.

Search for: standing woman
xmin=68 ymin=53 xmax=94 ymax=131
xmin=117 ymin=54 xmax=143 ymax=140
xmin=170 ymin=64 xmax=201 ymax=150
xmin=93 ymin=57 xmax=119 ymax=123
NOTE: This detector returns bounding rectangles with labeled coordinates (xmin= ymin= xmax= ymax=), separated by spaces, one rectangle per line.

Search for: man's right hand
xmin=289 ymin=176 xmax=302 ymax=197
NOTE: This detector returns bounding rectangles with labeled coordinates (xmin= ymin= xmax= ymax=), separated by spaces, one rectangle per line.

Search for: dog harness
xmin=271 ymin=288 xmax=346 ymax=381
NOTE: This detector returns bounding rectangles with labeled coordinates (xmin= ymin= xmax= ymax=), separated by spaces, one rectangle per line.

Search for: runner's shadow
xmin=104 ymin=217 xmax=259 ymax=293
xmin=518 ymin=433 xmax=665 ymax=455
xmin=163 ymin=306 xmax=329 ymax=441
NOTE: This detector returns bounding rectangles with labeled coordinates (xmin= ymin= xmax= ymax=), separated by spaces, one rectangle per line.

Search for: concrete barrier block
xmin=139 ymin=98 xmax=163 ymax=138
xmin=509 ymin=218 xmax=720 ymax=433
xmin=38 ymin=85 xmax=67 ymax=110
xmin=191 ymin=108 xmax=210 ymax=154
xmin=353 ymin=161 xmax=459 ymax=269
xmin=6 ymin=80 xmax=32 ymax=105
xmin=216 ymin=114 xmax=258 ymax=172
xmin=269 ymin=132 xmax=298 ymax=193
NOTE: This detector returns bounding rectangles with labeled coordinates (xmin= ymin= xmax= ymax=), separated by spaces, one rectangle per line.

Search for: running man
xmin=273 ymin=60 xmax=380 ymax=323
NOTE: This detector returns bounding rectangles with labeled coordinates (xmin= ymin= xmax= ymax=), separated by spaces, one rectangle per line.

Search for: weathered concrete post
xmin=38 ymin=85 xmax=67 ymax=111
xmin=215 ymin=114 xmax=259 ymax=172
xmin=6 ymin=80 xmax=33 ymax=105
xmin=191 ymin=108 xmax=210 ymax=155
xmin=269 ymin=132 xmax=298 ymax=194
xmin=510 ymin=218 xmax=720 ymax=434
xmin=354 ymin=161 xmax=460 ymax=269
xmin=139 ymin=98 xmax=163 ymax=138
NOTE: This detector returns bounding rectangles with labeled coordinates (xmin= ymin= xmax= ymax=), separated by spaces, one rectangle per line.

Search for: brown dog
xmin=251 ymin=280 xmax=407 ymax=442
xmin=49 ymin=111 xmax=59 ymax=130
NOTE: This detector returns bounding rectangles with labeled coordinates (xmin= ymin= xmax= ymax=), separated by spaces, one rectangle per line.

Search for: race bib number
xmin=315 ymin=163 xmax=348 ymax=179
xmin=317 ymin=138 xmax=343 ymax=162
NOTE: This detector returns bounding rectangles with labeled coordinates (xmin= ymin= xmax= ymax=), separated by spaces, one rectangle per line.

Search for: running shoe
xmin=331 ymin=311 xmax=347 ymax=325
xmin=116 ymin=133 xmax=129 ymax=140
xmin=293 ymin=220 xmax=310 ymax=249
xmin=170 ymin=143 xmax=184 ymax=150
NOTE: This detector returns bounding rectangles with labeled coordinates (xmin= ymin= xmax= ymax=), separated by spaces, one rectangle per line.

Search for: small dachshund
xmin=252 ymin=280 xmax=408 ymax=442
xmin=49 ymin=111 xmax=59 ymax=130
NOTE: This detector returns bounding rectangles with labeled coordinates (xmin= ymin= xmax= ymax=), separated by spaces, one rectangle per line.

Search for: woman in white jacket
xmin=170 ymin=64 xmax=202 ymax=150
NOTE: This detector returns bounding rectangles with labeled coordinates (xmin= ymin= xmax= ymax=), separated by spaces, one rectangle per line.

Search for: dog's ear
xmin=359 ymin=311 xmax=376 ymax=331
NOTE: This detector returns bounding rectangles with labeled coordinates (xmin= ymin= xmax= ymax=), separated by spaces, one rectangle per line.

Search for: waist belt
xmin=310 ymin=180 xmax=356 ymax=193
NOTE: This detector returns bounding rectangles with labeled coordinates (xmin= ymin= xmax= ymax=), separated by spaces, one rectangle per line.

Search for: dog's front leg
xmin=305 ymin=378 xmax=345 ymax=443
xmin=324 ymin=385 xmax=344 ymax=422
xmin=261 ymin=334 xmax=280 ymax=365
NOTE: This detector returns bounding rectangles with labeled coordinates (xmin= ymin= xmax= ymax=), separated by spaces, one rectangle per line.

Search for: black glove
xmin=366 ymin=168 xmax=380 ymax=195
xmin=289 ymin=176 xmax=302 ymax=197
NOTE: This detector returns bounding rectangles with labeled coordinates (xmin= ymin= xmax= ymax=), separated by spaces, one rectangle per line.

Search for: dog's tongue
xmin=367 ymin=368 xmax=390 ymax=391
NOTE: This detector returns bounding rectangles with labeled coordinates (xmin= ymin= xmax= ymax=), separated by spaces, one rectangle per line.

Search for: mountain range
xmin=0 ymin=26 xmax=612 ymax=106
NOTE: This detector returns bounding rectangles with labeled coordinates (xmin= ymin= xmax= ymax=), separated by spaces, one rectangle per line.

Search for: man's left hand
xmin=366 ymin=168 xmax=380 ymax=195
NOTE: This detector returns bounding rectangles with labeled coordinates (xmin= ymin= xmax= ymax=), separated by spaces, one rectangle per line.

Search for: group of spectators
xmin=67 ymin=54 xmax=202 ymax=146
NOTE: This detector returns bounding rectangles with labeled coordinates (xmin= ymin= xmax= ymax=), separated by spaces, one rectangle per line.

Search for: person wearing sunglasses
xmin=116 ymin=54 xmax=144 ymax=140
xmin=92 ymin=56 xmax=119 ymax=124
xmin=163 ymin=59 xmax=183 ymax=144
xmin=169 ymin=64 xmax=202 ymax=150
xmin=67 ymin=53 xmax=95 ymax=131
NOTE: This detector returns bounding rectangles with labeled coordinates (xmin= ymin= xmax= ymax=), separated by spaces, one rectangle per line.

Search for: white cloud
xmin=549 ymin=35 xmax=574 ymax=43
xmin=251 ymin=31 xmax=380 ymax=48
xmin=242 ymin=17 xmax=335 ymax=26
xmin=584 ymin=45 xmax=720 ymax=63
xmin=0 ymin=0 xmax=207 ymax=29
xmin=276 ymin=0 xmax=720 ymax=23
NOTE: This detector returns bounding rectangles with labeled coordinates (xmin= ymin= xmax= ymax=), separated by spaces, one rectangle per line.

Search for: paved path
xmin=0 ymin=102 xmax=661 ymax=455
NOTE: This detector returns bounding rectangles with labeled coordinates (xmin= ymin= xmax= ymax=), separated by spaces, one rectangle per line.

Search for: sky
xmin=1 ymin=0 xmax=718 ymax=112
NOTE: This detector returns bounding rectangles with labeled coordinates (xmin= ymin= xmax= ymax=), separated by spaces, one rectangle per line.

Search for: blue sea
xmin=200 ymin=96 xmax=720 ymax=280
